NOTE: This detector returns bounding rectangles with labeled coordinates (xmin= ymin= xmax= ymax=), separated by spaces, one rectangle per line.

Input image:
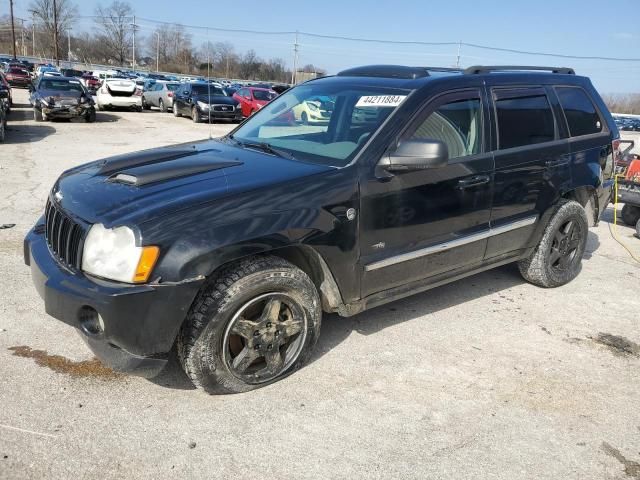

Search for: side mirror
xmin=0 ymin=89 xmax=8 ymax=99
xmin=379 ymin=139 xmax=449 ymax=173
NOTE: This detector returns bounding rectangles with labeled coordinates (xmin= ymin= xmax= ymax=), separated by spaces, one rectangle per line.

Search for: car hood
xmin=193 ymin=94 xmax=237 ymax=105
xmin=53 ymin=139 xmax=333 ymax=227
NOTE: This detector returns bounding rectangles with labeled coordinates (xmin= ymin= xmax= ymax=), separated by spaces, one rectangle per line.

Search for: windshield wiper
xmin=231 ymin=137 xmax=296 ymax=161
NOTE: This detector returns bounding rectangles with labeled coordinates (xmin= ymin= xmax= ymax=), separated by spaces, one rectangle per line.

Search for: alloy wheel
xmin=222 ymin=293 xmax=307 ymax=384
xmin=549 ymin=219 xmax=583 ymax=272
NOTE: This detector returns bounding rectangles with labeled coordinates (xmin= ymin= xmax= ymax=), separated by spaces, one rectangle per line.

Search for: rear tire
xmin=621 ymin=204 xmax=640 ymax=227
xmin=636 ymin=219 xmax=640 ymax=238
xmin=142 ymin=97 xmax=151 ymax=110
xmin=518 ymin=200 xmax=589 ymax=288
xmin=177 ymin=256 xmax=321 ymax=394
xmin=0 ymin=116 xmax=5 ymax=142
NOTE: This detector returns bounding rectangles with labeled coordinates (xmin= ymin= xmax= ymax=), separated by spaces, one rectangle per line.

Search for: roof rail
xmin=337 ymin=65 xmax=431 ymax=79
xmin=464 ymin=65 xmax=575 ymax=75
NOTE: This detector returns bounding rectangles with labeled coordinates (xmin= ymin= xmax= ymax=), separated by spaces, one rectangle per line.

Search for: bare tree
xmin=602 ymin=93 xmax=640 ymax=115
xmin=29 ymin=0 xmax=77 ymax=61
xmin=94 ymin=1 xmax=134 ymax=66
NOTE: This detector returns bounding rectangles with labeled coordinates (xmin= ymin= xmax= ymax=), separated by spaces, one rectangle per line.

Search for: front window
xmin=230 ymin=80 xmax=410 ymax=167
xmin=191 ymin=85 xmax=226 ymax=96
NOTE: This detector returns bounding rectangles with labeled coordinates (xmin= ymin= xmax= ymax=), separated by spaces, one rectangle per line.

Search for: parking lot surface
xmin=1 ymin=89 xmax=640 ymax=480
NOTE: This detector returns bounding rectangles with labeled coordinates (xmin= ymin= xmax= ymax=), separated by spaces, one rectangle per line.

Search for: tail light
xmin=167 ymin=92 xmax=173 ymax=97
xmin=612 ymin=139 xmax=621 ymax=170
xmin=134 ymin=88 xmax=142 ymax=96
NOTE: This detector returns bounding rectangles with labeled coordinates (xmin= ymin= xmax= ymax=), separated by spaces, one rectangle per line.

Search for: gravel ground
xmin=1 ymin=89 xmax=639 ymax=480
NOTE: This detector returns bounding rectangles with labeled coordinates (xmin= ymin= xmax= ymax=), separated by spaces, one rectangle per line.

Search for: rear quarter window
xmin=556 ymin=87 xmax=603 ymax=137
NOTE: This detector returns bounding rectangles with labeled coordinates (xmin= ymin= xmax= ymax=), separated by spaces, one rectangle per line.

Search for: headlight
xmin=197 ymin=101 xmax=210 ymax=110
xmin=81 ymin=224 xmax=159 ymax=283
xmin=308 ymin=102 xmax=319 ymax=111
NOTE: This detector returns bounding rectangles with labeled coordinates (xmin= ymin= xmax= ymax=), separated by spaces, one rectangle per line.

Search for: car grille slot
xmin=44 ymin=199 xmax=85 ymax=269
xmin=213 ymin=105 xmax=233 ymax=112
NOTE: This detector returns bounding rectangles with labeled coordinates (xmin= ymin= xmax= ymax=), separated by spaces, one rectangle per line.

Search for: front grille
xmin=212 ymin=105 xmax=234 ymax=112
xmin=44 ymin=198 xmax=85 ymax=269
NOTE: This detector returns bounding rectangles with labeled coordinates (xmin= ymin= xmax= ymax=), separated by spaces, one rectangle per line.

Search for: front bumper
xmin=24 ymin=223 xmax=204 ymax=377
xmin=42 ymin=104 xmax=93 ymax=119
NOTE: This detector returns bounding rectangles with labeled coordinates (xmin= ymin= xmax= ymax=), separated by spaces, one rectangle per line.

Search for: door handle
xmin=457 ymin=175 xmax=490 ymax=189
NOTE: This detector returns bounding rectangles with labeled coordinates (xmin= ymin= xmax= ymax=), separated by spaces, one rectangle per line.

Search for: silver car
xmin=142 ymin=82 xmax=180 ymax=112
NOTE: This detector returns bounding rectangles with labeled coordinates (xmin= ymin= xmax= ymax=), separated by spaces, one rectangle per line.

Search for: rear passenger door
xmin=485 ymin=87 xmax=569 ymax=260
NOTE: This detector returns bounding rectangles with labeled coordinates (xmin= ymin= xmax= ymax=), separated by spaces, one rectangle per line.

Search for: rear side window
xmin=556 ymin=87 xmax=602 ymax=137
xmin=495 ymin=92 xmax=555 ymax=149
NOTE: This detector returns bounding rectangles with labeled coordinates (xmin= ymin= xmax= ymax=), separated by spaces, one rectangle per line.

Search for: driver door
xmin=359 ymin=88 xmax=494 ymax=297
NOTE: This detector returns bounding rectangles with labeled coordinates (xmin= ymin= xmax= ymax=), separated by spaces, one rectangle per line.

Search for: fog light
xmin=78 ymin=306 xmax=103 ymax=335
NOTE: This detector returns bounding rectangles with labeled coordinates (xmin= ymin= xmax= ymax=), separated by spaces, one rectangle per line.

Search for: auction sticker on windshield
xmin=355 ymin=95 xmax=407 ymax=107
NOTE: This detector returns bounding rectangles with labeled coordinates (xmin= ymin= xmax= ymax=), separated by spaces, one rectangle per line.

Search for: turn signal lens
xmin=133 ymin=246 xmax=160 ymax=283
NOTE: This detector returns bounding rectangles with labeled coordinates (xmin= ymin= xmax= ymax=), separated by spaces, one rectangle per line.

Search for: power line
xmin=71 ymin=15 xmax=640 ymax=63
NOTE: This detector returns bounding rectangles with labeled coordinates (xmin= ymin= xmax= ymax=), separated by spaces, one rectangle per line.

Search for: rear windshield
xmin=253 ymin=90 xmax=276 ymax=101
xmin=8 ymin=68 xmax=27 ymax=74
xmin=166 ymin=83 xmax=180 ymax=91
xmin=64 ymin=70 xmax=83 ymax=77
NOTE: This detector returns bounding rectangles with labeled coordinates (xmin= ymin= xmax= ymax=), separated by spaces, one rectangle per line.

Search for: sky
xmin=8 ymin=0 xmax=640 ymax=92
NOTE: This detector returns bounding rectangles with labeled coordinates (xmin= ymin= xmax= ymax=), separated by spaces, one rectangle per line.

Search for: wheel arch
xmin=562 ymin=185 xmax=599 ymax=226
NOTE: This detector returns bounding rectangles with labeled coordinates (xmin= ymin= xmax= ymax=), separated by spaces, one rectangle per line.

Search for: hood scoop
xmin=104 ymin=148 xmax=242 ymax=186
xmin=98 ymin=148 xmax=206 ymax=175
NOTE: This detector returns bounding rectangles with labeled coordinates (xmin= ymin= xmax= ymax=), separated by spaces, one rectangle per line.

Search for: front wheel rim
xmin=548 ymin=218 xmax=583 ymax=272
xmin=222 ymin=292 xmax=307 ymax=384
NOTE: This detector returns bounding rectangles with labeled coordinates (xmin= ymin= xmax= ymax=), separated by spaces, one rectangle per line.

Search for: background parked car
xmin=233 ymin=87 xmax=277 ymax=117
xmin=61 ymin=68 xmax=84 ymax=78
xmin=173 ymin=82 xmax=241 ymax=123
xmin=291 ymin=95 xmax=335 ymax=124
xmin=80 ymin=73 xmax=101 ymax=94
xmin=97 ymin=78 xmax=142 ymax=111
xmin=142 ymin=81 xmax=180 ymax=112
xmin=4 ymin=67 xmax=31 ymax=88
xmin=29 ymin=76 xmax=96 ymax=122
xmin=0 ymin=84 xmax=8 ymax=142
xmin=0 ymin=72 xmax=13 ymax=112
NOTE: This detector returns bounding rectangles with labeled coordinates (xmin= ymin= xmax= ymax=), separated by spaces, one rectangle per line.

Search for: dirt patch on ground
xmin=602 ymin=442 xmax=640 ymax=478
xmin=8 ymin=346 xmax=123 ymax=380
xmin=591 ymin=333 xmax=640 ymax=358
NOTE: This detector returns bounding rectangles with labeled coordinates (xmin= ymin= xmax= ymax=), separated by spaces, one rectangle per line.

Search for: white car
xmin=96 ymin=78 xmax=142 ymax=111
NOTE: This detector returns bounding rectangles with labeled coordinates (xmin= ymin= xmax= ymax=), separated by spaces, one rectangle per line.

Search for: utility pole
xmin=9 ymin=0 xmax=17 ymax=59
xmin=131 ymin=16 xmax=137 ymax=71
xmin=20 ymin=19 xmax=25 ymax=56
xmin=32 ymin=14 xmax=36 ymax=57
xmin=66 ymin=28 xmax=71 ymax=63
xmin=455 ymin=40 xmax=462 ymax=68
xmin=155 ymin=32 xmax=159 ymax=72
xmin=291 ymin=31 xmax=299 ymax=85
xmin=53 ymin=0 xmax=59 ymax=66
xmin=226 ymin=56 xmax=229 ymax=79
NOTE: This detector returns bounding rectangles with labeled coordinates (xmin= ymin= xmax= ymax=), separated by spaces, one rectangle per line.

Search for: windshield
xmin=231 ymin=80 xmax=409 ymax=167
xmin=192 ymin=85 xmax=226 ymax=96
xmin=39 ymin=79 xmax=84 ymax=92
xmin=253 ymin=89 xmax=276 ymax=101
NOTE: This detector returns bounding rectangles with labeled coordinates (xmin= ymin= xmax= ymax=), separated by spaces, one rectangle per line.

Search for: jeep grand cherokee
xmin=25 ymin=65 xmax=618 ymax=393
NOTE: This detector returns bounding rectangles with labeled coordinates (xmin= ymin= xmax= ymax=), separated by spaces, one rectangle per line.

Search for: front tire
xmin=177 ymin=256 xmax=321 ymax=394
xmin=33 ymin=107 xmax=43 ymax=122
xmin=159 ymin=98 xmax=166 ymax=113
xmin=85 ymin=108 xmax=96 ymax=123
xmin=192 ymin=106 xmax=201 ymax=123
xmin=301 ymin=111 xmax=309 ymax=125
xmin=142 ymin=97 xmax=151 ymax=110
xmin=518 ymin=200 xmax=588 ymax=288
xmin=173 ymin=103 xmax=181 ymax=117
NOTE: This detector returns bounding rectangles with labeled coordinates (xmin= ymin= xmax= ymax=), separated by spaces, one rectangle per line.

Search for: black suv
xmin=173 ymin=82 xmax=242 ymax=123
xmin=25 ymin=65 xmax=618 ymax=393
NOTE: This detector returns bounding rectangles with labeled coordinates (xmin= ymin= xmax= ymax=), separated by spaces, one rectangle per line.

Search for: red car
xmin=233 ymin=87 xmax=277 ymax=117
xmin=5 ymin=67 xmax=31 ymax=88
xmin=81 ymin=73 xmax=101 ymax=94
